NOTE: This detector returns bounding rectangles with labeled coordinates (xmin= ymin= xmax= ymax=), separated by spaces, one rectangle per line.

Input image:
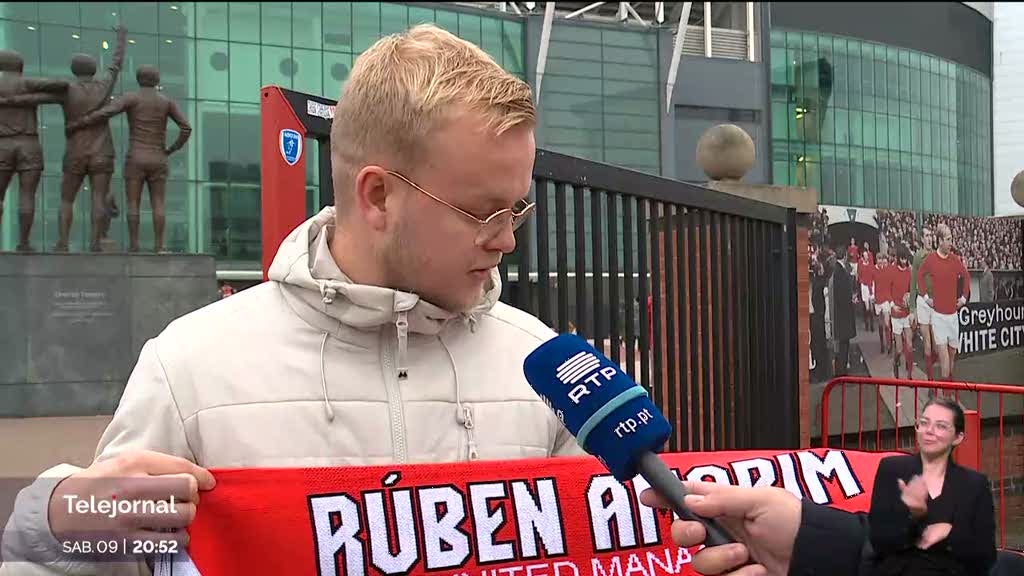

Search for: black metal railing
xmin=500 ymin=149 xmax=800 ymax=451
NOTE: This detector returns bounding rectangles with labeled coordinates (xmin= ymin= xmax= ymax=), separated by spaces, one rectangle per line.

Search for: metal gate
xmin=500 ymin=149 xmax=800 ymax=451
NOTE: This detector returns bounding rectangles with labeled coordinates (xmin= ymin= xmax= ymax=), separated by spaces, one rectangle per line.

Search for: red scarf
xmin=159 ymin=449 xmax=894 ymax=576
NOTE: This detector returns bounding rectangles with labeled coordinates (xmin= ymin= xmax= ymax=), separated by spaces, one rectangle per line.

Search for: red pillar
xmin=955 ymin=409 xmax=981 ymax=471
xmin=260 ymin=85 xmax=309 ymax=280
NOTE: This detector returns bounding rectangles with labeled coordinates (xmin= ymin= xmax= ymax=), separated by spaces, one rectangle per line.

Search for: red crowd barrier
xmin=820 ymin=376 xmax=1023 ymax=549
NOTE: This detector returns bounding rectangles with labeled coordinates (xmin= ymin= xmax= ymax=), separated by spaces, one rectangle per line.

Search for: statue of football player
xmin=0 ymin=50 xmax=68 ymax=251
xmin=0 ymin=27 xmax=128 ymax=251
xmin=67 ymin=65 xmax=191 ymax=252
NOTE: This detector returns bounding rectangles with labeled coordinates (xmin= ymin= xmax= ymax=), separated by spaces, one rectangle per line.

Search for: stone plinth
xmin=0 ymin=253 xmax=218 ymax=417
xmin=705 ymin=181 xmax=820 ymax=215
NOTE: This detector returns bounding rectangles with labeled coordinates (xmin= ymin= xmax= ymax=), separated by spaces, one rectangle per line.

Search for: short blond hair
xmin=330 ymin=24 xmax=535 ymax=204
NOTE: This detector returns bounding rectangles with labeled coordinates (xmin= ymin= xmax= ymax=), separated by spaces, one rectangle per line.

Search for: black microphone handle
xmin=636 ymin=451 xmax=736 ymax=548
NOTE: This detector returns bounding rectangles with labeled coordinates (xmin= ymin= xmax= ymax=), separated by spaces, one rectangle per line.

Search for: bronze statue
xmin=0 ymin=51 xmax=68 ymax=251
xmin=57 ymin=27 xmax=127 ymax=252
xmin=67 ymin=65 xmax=191 ymax=252
xmin=0 ymin=27 xmax=128 ymax=252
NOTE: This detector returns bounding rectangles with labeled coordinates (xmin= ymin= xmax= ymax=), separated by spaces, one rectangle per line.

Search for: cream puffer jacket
xmin=1 ymin=207 xmax=582 ymax=575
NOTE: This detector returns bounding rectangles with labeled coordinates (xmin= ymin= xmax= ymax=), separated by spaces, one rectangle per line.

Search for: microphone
xmin=524 ymin=333 xmax=735 ymax=548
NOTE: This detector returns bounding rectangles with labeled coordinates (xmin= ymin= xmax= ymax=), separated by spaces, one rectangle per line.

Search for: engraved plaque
xmin=30 ymin=276 xmax=128 ymax=385
xmin=51 ymin=288 xmax=114 ymax=324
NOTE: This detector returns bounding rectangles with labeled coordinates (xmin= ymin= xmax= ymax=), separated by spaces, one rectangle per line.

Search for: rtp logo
xmin=279 ymin=129 xmax=302 ymax=166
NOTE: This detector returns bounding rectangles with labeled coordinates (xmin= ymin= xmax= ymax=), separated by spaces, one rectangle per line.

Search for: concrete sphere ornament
xmin=1012 ymin=169 xmax=1024 ymax=208
xmin=697 ymin=124 xmax=755 ymax=181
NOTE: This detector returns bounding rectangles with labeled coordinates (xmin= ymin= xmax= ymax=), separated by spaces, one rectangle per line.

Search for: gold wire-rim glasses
xmin=386 ymin=170 xmax=536 ymax=245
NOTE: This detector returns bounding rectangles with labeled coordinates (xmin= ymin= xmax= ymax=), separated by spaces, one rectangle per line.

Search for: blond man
xmin=1 ymin=25 xmax=581 ymax=573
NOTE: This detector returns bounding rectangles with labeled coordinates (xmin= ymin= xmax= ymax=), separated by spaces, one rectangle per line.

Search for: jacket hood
xmin=267 ymin=207 xmax=502 ymax=337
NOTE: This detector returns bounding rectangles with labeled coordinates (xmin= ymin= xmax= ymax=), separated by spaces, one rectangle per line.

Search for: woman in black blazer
xmin=868 ymin=396 xmax=997 ymax=575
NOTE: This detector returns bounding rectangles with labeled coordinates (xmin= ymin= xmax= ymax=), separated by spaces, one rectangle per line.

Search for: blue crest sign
xmin=279 ymin=129 xmax=302 ymax=166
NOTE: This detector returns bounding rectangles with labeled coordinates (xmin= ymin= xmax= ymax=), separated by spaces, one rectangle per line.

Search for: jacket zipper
xmin=396 ymin=312 xmax=409 ymax=380
xmin=382 ymin=312 xmax=409 ymax=463
xmin=462 ymin=405 xmax=479 ymax=461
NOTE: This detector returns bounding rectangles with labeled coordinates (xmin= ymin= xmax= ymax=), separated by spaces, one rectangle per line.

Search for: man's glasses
xmin=386 ymin=170 xmax=535 ymax=246
xmin=914 ymin=418 xmax=953 ymax=434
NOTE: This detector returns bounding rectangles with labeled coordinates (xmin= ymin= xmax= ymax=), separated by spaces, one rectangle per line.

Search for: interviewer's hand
xmin=48 ymin=450 xmax=216 ymax=550
xmin=640 ymin=482 xmax=801 ymax=576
